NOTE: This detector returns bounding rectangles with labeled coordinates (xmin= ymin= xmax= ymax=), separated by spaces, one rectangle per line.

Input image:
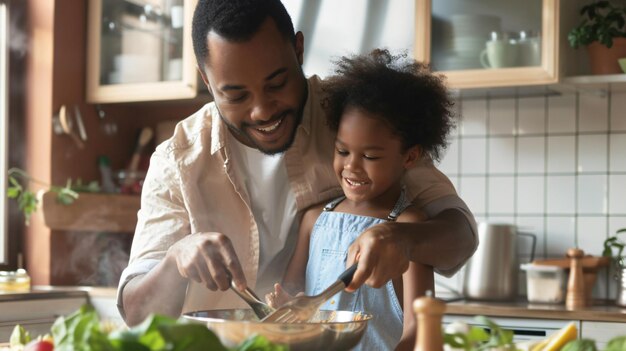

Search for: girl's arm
xmin=395 ymin=207 xmax=434 ymax=351
xmin=280 ymin=204 xmax=325 ymax=295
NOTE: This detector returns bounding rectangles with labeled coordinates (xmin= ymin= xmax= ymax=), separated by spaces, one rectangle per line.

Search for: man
xmin=118 ymin=0 xmax=477 ymax=326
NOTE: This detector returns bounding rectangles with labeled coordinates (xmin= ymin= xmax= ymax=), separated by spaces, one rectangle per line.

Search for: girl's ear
xmin=404 ymin=145 xmax=422 ymax=169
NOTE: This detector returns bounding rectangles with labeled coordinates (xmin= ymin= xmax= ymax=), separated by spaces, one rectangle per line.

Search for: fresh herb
xmin=9 ymin=324 xmax=32 ymax=347
xmin=443 ymin=316 xmax=515 ymax=351
xmin=568 ymin=0 xmax=626 ymax=49
xmin=10 ymin=305 xmax=287 ymax=351
xmin=7 ymin=168 xmax=99 ymax=224
xmin=443 ymin=325 xmax=489 ymax=351
xmin=603 ymin=228 xmax=626 ymax=261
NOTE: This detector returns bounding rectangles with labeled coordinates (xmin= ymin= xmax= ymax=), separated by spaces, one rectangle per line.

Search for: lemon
xmin=542 ymin=322 xmax=578 ymax=351
xmin=529 ymin=339 xmax=549 ymax=351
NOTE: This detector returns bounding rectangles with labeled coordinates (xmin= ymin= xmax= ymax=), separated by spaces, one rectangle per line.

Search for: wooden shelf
xmin=42 ymin=192 xmax=140 ymax=233
xmin=532 ymin=255 xmax=611 ymax=271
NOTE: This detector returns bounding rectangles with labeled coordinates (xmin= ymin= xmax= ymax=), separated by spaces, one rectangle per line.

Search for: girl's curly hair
xmin=322 ymin=49 xmax=455 ymax=162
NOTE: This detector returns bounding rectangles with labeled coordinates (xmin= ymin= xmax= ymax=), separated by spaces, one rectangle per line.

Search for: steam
xmin=52 ymin=231 xmax=131 ymax=286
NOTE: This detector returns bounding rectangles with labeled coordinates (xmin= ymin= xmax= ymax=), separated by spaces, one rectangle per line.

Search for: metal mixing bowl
xmin=184 ymin=309 xmax=372 ymax=351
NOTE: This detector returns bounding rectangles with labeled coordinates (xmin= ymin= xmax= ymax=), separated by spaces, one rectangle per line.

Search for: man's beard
xmin=220 ymin=107 xmax=304 ymax=155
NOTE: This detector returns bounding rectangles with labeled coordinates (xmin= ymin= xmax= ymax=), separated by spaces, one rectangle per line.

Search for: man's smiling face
xmin=201 ymin=18 xmax=307 ymax=155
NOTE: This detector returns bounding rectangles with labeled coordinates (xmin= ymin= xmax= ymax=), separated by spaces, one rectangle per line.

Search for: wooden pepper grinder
xmin=413 ymin=293 xmax=445 ymax=351
xmin=566 ymin=248 xmax=586 ymax=309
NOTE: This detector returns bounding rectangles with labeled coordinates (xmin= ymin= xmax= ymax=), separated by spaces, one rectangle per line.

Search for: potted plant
xmin=568 ymin=0 xmax=626 ymax=74
xmin=603 ymin=228 xmax=626 ymax=263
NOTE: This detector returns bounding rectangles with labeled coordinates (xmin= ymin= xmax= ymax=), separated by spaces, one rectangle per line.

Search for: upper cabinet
xmin=86 ymin=0 xmax=199 ymax=103
xmin=415 ymin=0 xmax=562 ymax=89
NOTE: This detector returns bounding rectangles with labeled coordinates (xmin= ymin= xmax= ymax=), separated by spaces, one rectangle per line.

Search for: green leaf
xmin=9 ymin=324 xmax=31 ymax=347
xmin=7 ymin=186 xmax=20 ymax=198
xmin=51 ymin=304 xmax=115 ymax=351
xmin=606 ymin=336 xmax=626 ymax=351
xmin=562 ymin=339 xmax=598 ymax=351
xmin=160 ymin=323 xmax=227 ymax=351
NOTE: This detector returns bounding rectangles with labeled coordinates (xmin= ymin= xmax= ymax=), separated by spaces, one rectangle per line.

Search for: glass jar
xmin=0 ymin=269 xmax=31 ymax=292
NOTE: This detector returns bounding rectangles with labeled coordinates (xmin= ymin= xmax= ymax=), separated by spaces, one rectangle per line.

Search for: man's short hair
xmin=192 ymin=0 xmax=296 ymax=71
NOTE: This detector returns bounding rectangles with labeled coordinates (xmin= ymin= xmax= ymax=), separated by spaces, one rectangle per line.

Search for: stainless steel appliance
xmin=463 ymin=222 xmax=536 ymax=301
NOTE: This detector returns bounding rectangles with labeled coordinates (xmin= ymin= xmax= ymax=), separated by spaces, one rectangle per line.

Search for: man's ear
xmin=404 ymin=145 xmax=422 ymax=169
xmin=295 ymin=31 xmax=304 ymax=65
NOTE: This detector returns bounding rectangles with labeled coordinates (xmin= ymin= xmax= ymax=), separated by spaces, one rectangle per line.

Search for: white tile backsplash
xmin=488 ymin=176 xmax=515 ymax=214
xmin=609 ymin=217 xmax=626 ymax=238
xmin=610 ymin=92 xmax=626 ymax=131
xmin=461 ymin=99 xmax=488 ymax=136
xmin=577 ymin=134 xmax=608 ymax=173
xmin=548 ymin=95 xmax=576 ymax=133
xmin=609 ymin=175 xmax=626 ymax=214
xmin=518 ymin=97 xmax=545 ymax=135
xmin=546 ymin=175 xmax=576 ymax=214
xmin=517 ymin=176 xmax=545 ymax=214
xmin=547 ymin=136 xmax=576 ymax=173
xmin=488 ymin=98 xmax=516 ymax=135
xmin=577 ymin=174 xmax=608 ymax=214
xmin=576 ymin=217 xmax=607 ymax=256
xmin=516 ymin=216 xmax=545 ymax=258
xmin=460 ymin=176 xmax=487 ymax=214
xmin=488 ymin=137 xmax=516 ymax=174
xmin=450 ymin=91 xmax=625 ymax=297
xmin=579 ymin=94 xmax=609 ymax=132
xmin=517 ymin=136 xmax=545 ymax=173
xmin=460 ymin=138 xmax=487 ymax=174
xmin=546 ymin=216 xmax=576 ymax=256
xmin=610 ymin=133 xmax=626 ymax=172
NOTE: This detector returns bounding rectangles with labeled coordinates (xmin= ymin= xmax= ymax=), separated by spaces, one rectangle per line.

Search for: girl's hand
xmin=265 ymin=283 xmax=299 ymax=308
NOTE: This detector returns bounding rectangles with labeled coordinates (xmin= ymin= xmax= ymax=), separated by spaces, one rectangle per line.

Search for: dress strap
xmin=323 ymin=195 xmax=346 ymax=211
xmin=386 ymin=187 xmax=411 ymax=222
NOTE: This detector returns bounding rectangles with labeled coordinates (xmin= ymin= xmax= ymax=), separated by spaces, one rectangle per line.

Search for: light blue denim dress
xmin=304 ymin=189 xmax=412 ymax=351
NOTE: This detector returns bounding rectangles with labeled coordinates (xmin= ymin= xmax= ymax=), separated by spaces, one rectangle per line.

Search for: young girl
xmin=266 ymin=49 xmax=455 ymax=351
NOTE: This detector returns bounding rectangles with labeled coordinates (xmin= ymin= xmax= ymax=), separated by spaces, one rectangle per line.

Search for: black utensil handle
xmin=338 ymin=263 xmax=358 ymax=286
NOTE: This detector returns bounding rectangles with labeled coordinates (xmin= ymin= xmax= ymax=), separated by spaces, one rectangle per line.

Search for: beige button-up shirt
xmin=118 ymin=75 xmax=476 ymax=315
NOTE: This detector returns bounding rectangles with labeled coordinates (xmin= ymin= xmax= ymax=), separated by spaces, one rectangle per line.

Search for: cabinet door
xmin=86 ymin=0 xmax=198 ymax=103
xmin=580 ymin=321 xmax=626 ymax=349
xmin=415 ymin=0 xmax=559 ymax=89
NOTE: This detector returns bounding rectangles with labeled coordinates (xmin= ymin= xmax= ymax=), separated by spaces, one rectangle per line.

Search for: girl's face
xmin=333 ymin=106 xmax=420 ymax=205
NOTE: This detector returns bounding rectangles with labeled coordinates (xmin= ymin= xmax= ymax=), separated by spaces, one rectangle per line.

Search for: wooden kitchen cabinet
xmin=414 ymin=0 xmax=574 ymax=89
xmin=86 ymin=0 xmax=199 ymax=103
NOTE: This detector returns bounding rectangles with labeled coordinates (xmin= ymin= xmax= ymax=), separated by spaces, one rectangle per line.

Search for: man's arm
xmin=346 ymin=207 xmax=476 ymax=291
xmin=121 ymin=231 xmax=247 ymax=326
xmin=122 ymin=256 xmax=188 ymax=326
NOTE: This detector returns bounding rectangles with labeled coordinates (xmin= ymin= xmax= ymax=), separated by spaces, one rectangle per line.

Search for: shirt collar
xmin=210 ymin=103 xmax=225 ymax=155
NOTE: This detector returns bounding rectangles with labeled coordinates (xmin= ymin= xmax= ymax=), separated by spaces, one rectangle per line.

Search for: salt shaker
xmin=413 ymin=293 xmax=445 ymax=351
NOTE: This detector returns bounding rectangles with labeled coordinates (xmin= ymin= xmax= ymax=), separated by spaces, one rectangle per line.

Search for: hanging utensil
xmin=58 ymin=105 xmax=84 ymax=149
xmin=73 ymin=105 xmax=88 ymax=142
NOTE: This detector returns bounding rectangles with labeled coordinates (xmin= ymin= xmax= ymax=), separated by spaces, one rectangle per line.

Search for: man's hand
xmin=345 ymin=222 xmax=411 ymax=292
xmin=167 ymin=232 xmax=247 ymax=291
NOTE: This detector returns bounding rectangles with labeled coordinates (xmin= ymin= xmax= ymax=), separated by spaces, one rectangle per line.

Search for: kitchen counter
xmin=0 ymin=285 xmax=116 ymax=302
xmin=0 ymin=286 xmax=121 ymax=343
xmin=447 ymin=299 xmax=626 ymax=323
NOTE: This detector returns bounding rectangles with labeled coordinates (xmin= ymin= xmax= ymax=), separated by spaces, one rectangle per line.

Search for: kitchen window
xmin=0 ymin=0 xmax=8 ymax=266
